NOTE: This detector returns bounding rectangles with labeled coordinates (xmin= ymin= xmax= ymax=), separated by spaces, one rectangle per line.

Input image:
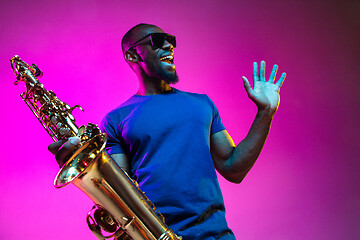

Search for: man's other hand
xmin=48 ymin=137 xmax=81 ymax=168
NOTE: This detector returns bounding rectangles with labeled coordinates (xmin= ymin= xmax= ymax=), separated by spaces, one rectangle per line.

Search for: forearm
xmin=226 ymin=108 xmax=274 ymax=183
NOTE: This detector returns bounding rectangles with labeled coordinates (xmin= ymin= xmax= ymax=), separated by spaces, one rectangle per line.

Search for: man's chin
xmin=163 ymin=71 xmax=179 ymax=84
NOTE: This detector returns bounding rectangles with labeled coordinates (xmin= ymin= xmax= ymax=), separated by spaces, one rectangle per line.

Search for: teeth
xmin=160 ymin=56 xmax=173 ymax=61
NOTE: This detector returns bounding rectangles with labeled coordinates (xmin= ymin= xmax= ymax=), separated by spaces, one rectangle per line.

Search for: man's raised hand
xmin=242 ymin=60 xmax=286 ymax=114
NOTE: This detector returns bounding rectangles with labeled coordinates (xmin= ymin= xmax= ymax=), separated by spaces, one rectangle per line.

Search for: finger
xmin=48 ymin=140 xmax=67 ymax=155
xmin=276 ymin=72 xmax=287 ymax=87
xmin=253 ymin=62 xmax=259 ymax=82
xmin=55 ymin=137 xmax=81 ymax=167
xmin=260 ymin=60 xmax=266 ymax=82
xmin=269 ymin=64 xmax=278 ymax=83
xmin=242 ymin=76 xmax=253 ymax=96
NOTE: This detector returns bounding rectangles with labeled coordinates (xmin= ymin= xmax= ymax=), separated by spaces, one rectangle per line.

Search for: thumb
xmin=242 ymin=76 xmax=253 ymax=96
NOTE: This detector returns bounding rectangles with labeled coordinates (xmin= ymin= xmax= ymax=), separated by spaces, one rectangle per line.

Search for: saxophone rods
xmin=10 ymin=55 xmax=182 ymax=240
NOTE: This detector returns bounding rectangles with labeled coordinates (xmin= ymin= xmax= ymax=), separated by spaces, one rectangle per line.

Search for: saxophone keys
xmin=123 ymin=217 xmax=136 ymax=231
xmin=77 ymin=125 xmax=85 ymax=136
xmin=93 ymin=207 xmax=118 ymax=233
xmin=51 ymin=116 xmax=58 ymax=124
xmin=59 ymin=127 xmax=71 ymax=136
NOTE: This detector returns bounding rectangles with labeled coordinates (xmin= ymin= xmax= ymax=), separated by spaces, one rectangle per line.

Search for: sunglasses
xmin=127 ymin=33 xmax=176 ymax=51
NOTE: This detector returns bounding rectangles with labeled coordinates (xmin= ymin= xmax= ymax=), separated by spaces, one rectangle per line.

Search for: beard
xmin=143 ymin=58 xmax=180 ymax=84
xmin=162 ymin=69 xmax=179 ymax=84
xmin=156 ymin=63 xmax=179 ymax=84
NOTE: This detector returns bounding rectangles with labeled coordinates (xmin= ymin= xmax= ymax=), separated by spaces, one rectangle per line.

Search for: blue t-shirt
xmin=100 ymin=89 xmax=235 ymax=239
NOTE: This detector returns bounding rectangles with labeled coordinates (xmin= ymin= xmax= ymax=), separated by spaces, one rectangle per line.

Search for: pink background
xmin=1 ymin=0 xmax=359 ymax=239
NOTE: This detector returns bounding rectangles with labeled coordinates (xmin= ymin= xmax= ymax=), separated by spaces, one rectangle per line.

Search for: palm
xmin=243 ymin=61 xmax=286 ymax=113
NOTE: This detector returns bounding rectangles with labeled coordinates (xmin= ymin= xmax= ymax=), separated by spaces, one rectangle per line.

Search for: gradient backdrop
xmin=1 ymin=0 xmax=359 ymax=239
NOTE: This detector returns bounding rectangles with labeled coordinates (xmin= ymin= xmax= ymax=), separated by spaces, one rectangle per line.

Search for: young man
xmin=50 ymin=23 xmax=286 ymax=239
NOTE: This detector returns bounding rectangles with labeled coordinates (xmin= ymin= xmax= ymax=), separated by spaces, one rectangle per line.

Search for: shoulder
xmin=173 ymin=88 xmax=212 ymax=103
xmin=180 ymin=89 xmax=217 ymax=108
xmin=100 ymin=95 xmax=140 ymax=129
xmin=172 ymin=89 xmax=220 ymax=114
xmin=104 ymin=94 xmax=150 ymax=119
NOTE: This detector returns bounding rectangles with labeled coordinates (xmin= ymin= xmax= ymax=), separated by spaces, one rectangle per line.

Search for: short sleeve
xmin=100 ymin=114 xmax=126 ymax=155
xmin=205 ymin=95 xmax=226 ymax=135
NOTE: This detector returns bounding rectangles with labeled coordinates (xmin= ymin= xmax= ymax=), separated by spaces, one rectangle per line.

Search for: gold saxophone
xmin=10 ymin=55 xmax=182 ymax=240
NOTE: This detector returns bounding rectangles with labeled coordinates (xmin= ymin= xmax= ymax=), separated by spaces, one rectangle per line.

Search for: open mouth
xmin=160 ymin=55 xmax=174 ymax=65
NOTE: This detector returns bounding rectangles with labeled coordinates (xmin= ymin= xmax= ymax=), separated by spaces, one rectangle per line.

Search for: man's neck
xmin=136 ymin=79 xmax=172 ymax=96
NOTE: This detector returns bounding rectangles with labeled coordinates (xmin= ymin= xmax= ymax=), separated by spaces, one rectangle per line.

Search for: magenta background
xmin=1 ymin=0 xmax=359 ymax=239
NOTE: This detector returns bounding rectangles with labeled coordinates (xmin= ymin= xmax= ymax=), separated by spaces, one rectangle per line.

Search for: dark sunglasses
xmin=127 ymin=33 xmax=176 ymax=51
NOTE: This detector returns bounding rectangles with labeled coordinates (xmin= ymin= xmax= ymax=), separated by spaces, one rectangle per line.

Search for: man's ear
xmin=125 ymin=50 xmax=141 ymax=63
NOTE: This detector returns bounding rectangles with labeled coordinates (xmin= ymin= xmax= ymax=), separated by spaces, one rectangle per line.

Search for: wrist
xmin=257 ymin=105 xmax=276 ymax=118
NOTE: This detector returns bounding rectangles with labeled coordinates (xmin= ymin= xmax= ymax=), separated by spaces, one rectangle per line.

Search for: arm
xmin=49 ymin=138 xmax=130 ymax=175
xmin=211 ymin=61 xmax=286 ymax=184
xmin=111 ymin=153 xmax=130 ymax=174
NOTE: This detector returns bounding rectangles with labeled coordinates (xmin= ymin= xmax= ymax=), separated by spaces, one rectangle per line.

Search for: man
xmin=50 ymin=23 xmax=286 ymax=239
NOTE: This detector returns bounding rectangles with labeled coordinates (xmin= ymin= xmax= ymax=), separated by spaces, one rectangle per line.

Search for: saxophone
xmin=10 ymin=55 xmax=182 ymax=240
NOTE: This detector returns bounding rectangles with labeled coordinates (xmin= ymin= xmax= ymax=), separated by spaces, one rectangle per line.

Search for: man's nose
xmin=162 ymin=40 xmax=174 ymax=50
